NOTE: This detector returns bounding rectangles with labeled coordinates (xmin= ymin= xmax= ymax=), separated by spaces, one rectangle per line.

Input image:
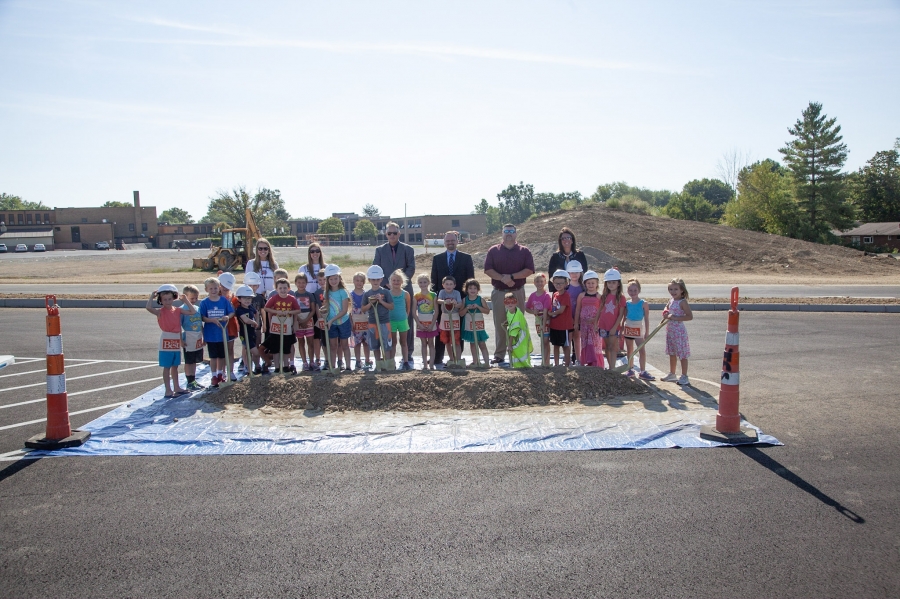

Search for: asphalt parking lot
xmin=1 ymin=309 xmax=899 ymax=597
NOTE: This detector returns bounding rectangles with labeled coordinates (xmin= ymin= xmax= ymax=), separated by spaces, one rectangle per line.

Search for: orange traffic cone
xmin=700 ymin=287 xmax=758 ymax=444
xmin=24 ymin=296 xmax=91 ymax=449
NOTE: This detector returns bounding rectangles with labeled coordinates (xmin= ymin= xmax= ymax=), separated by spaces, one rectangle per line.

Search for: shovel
xmin=319 ymin=306 xmax=340 ymax=375
xmin=369 ymin=295 xmax=391 ymax=372
xmin=444 ymin=301 xmax=466 ymax=369
xmin=215 ymin=319 xmax=233 ymax=388
xmin=467 ymin=306 xmax=481 ymax=368
xmin=539 ymin=308 xmax=549 ymax=367
xmin=613 ymin=317 xmax=669 ymax=373
xmin=241 ymin=319 xmax=253 ymax=381
xmin=276 ymin=315 xmax=290 ymax=377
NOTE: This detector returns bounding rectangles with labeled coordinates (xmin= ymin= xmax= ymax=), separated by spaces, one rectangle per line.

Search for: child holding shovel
xmin=235 ymin=285 xmax=261 ymax=376
xmin=262 ymin=278 xmax=300 ymax=373
xmin=322 ymin=264 xmax=352 ymax=372
xmin=361 ymin=265 xmax=393 ymax=371
xmin=504 ymin=292 xmax=533 ymax=369
xmin=525 ymin=273 xmax=552 ymax=366
xmin=199 ymin=277 xmax=234 ymax=388
xmin=460 ymin=278 xmax=490 ymax=367
xmin=623 ymin=278 xmax=654 ymax=380
xmin=413 ymin=273 xmax=439 ymax=370
xmin=437 ymin=276 xmax=462 ymax=367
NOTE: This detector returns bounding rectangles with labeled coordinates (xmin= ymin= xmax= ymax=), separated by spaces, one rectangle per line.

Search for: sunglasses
xmin=257 ymin=246 xmax=269 ymax=251
xmin=386 ymin=231 xmax=399 ymax=236
xmin=561 ymin=236 xmax=573 ymax=241
xmin=502 ymin=229 xmax=516 ymax=234
xmin=310 ymin=249 xmax=321 ymax=253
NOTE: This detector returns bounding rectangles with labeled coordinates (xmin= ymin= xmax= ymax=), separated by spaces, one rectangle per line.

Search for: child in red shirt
xmin=548 ymin=270 xmax=573 ymax=366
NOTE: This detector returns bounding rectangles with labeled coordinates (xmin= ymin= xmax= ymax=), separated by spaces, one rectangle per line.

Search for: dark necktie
xmin=448 ymin=252 xmax=455 ymax=273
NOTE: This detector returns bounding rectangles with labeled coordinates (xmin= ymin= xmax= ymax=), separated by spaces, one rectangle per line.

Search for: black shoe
xmin=491 ymin=357 xmax=504 ymax=364
xmin=289 ymin=365 xmax=297 ymax=374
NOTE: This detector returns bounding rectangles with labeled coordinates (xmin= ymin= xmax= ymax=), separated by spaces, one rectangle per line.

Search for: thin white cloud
xmin=106 ymin=15 xmax=689 ymax=75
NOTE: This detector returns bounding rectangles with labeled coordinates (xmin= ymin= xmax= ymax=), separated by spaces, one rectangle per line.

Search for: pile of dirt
xmin=455 ymin=204 xmax=900 ymax=278
xmin=208 ymin=368 xmax=649 ymax=413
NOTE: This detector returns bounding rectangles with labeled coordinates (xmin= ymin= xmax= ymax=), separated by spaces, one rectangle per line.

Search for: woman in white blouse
xmin=246 ymin=238 xmax=278 ymax=296
xmin=297 ymin=242 xmax=327 ymax=294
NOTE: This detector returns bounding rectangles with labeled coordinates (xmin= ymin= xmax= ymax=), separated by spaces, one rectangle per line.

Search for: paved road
xmin=6 ymin=283 xmax=900 ymax=298
xmin=1 ymin=309 xmax=898 ymax=597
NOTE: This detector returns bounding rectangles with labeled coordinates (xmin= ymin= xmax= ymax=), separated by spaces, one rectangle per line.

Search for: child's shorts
xmin=549 ymin=329 xmax=570 ymax=347
xmin=439 ymin=330 xmax=456 ymax=345
xmin=207 ymin=341 xmax=226 ymax=359
xmin=183 ymin=348 xmax=204 ymax=365
xmin=295 ymin=327 xmax=314 ymax=339
xmin=159 ymin=351 xmax=181 ymax=368
xmin=328 ymin=319 xmax=352 ymax=340
xmin=313 ymin=325 xmax=325 ymax=341
xmin=390 ymin=319 xmax=410 ymax=334
xmin=263 ymin=332 xmax=295 ymax=354
xmin=366 ymin=323 xmax=392 ymax=351
xmin=238 ymin=329 xmax=258 ymax=349
xmin=416 ymin=327 xmax=439 ymax=339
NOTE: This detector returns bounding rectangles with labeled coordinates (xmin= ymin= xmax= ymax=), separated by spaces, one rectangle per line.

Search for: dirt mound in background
xmin=208 ymin=368 xmax=649 ymax=413
xmin=455 ymin=204 xmax=900 ymax=278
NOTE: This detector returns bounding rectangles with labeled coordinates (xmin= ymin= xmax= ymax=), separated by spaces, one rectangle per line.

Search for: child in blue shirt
xmin=199 ymin=277 xmax=234 ymax=387
xmin=180 ymin=284 xmax=205 ymax=390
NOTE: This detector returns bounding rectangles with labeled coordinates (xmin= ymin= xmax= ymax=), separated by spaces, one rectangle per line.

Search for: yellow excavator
xmin=192 ymin=209 xmax=261 ymax=272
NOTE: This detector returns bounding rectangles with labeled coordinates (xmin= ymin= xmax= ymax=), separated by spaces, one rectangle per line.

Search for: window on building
xmin=26 ymin=214 xmax=32 ymax=224
xmin=851 ymin=236 xmax=860 ymax=243
xmin=863 ymin=236 xmax=874 ymax=244
xmin=142 ymin=223 xmax=148 ymax=232
xmin=44 ymin=213 xmax=50 ymax=223
xmin=129 ymin=223 xmax=135 ymax=232
xmin=452 ymin=219 xmax=460 ymax=227
xmin=18 ymin=214 xmax=23 ymax=224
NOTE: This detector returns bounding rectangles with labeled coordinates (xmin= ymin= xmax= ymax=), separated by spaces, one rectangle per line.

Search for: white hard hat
xmin=603 ymin=268 xmax=622 ymax=281
xmin=551 ymin=269 xmax=569 ymax=280
xmin=157 ymin=284 xmax=178 ymax=294
xmin=583 ymin=270 xmax=599 ymax=282
xmin=218 ymin=272 xmax=236 ymax=289
xmin=243 ymin=271 xmax=261 ymax=286
xmin=565 ymin=261 xmax=583 ymax=273
xmin=235 ymin=285 xmax=255 ymax=298
xmin=366 ymin=264 xmax=384 ymax=279
xmin=323 ymin=264 xmax=342 ymax=277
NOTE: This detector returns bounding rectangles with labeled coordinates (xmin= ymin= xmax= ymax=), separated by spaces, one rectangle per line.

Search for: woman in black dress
xmin=547 ymin=227 xmax=588 ymax=276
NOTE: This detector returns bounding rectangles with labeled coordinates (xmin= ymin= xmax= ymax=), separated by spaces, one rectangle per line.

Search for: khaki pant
xmin=491 ymin=286 xmax=526 ymax=361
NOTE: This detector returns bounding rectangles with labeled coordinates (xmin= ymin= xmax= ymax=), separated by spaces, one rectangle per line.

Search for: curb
xmin=0 ymin=299 xmax=897 ymax=312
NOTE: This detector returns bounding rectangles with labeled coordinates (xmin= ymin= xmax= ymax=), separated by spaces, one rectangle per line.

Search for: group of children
xmin=146 ymin=261 xmax=693 ymax=396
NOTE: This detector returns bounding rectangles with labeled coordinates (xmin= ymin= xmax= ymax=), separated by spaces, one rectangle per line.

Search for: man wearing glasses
xmin=483 ymin=224 xmax=535 ymax=364
xmin=372 ymin=221 xmax=417 ymax=369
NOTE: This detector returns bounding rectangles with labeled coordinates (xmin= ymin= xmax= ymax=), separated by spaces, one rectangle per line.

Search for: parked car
xmin=15 ymin=244 xmax=27 ymax=252
xmin=0 ymin=243 xmax=7 ymax=253
xmin=33 ymin=243 xmax=46 ymax=252
xmin=94 ymin=241 xmax=110 ymax=250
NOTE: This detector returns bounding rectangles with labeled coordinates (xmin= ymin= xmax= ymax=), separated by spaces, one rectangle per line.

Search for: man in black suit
xmin=430 ymin=230 xmax=475 ymax=366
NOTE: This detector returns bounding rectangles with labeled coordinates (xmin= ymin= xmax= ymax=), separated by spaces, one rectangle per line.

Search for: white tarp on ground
xmin=24 ymin=360 xmax=780 ymax=457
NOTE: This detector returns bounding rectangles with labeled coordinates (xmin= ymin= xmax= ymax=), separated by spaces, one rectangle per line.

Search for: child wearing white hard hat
xmin=548 ymin=270 xmax=573 ymax=366
xmin=598 ymin=268 xmax=627 ymax=370
xmin=146 ymin=284 xmax=196 ymax=397
xmin=565 ymin=261 xmax=584 ymax=365
xmin=234 ymin=285 xmax=261 ymax=374
xmin=322 ymin=264 xmax=353 ymax=371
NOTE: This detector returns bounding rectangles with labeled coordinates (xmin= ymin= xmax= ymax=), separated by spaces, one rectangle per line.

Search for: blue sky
xmin=1 ymin=0 xmax=898 ymax=220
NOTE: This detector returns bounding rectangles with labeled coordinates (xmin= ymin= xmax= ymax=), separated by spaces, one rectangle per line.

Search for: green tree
xmin=664 ymin=193 xmax=716 ymax=222
xmin=681 ymin=178 xmax=733 ymax=222
xmin=474 ymin=198 xmax=490 ymax=214
xmin=723 ymin=159 xmax=799 ymax=236
xmin=353 ymin=218 xmax=378 ymax=241
xmin=850 ymin=148 xmax=900 ymax=222
xmin=496 ymin=182 xmax=535 ymax=225
xmin=590 ymin=182 xmax=671 ymax=207
xmin=0 ymin=193 xmax=49 ymax=210
xmin=102 ymin=200 xmax=131 ymax=208
xmin=317 ymin=217 xmax=344 ymax=235
xmin=474 ymin=198 xmax=502 ymax=234
xmin=362 ymin=203 xmax=380 ymax=218
xmin=779 ymin=102 xmax=853 ymax=239
xmin=158 ymin=207 xmax=194 ymax=224
xmin=202 ymin=186 xmax=292 ymax=236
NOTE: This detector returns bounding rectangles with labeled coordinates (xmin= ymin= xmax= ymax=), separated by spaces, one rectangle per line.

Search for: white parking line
xmin=0 ymin=364 xmax=157 ymax=394
xmin=0 ymin=360 xmax=104 ymax=379
xmin=0 ymin=377 xmax=160 ymax=414
xmin=0 ymin=399 xmax=135 ymax=432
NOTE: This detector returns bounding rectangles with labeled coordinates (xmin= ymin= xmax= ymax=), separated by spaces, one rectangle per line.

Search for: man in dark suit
xmin=430 ymin=230 xmax=475 ymax=366
xmin=372 ymin=221 xmax=417 ymax=368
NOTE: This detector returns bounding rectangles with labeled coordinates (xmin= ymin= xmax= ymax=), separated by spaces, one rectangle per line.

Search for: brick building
xmin=838 ymin=222 xmax=900 ymax=251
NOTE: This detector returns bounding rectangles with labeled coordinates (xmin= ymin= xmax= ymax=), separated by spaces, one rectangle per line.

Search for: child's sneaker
xmin=639 ymin=371 xmax=656 ymax=381
xmin=187 ymin=380 xmax=205 ymax=391
xmin=677 ymin=375 xmax=690 ymax=386
xmin=310 ymin=363 xmax=321 ymax=372
xmin=625 ymin=368 xmax=635 ymax=377
xmin=661 ymin=373 xmax=678 ymax=382
xmin=229 ymin=373 xmax=239 ymax=382
xmin=210 ymin=375 xmax=220 ymax=388
xmin=289 ymin=365 xmax=297 ymax=374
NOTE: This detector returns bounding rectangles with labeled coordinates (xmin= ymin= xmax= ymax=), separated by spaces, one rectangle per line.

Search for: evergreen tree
xmin=779 ymin=102 xmax=853 ymax=240
xmin=851 ymin=148 xmax=900 ymax=222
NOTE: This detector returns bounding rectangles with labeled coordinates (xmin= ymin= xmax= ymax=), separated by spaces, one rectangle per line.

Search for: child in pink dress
xmin=598 ymin=269 xmax=627 ymax=370
xmin=661 ymin=278 xmax=693 ymax=386
xmin=574 ymin=271 xmax=602 ymax=366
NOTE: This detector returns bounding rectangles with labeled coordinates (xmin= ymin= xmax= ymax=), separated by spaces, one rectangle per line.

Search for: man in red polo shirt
xmin=483 ymin=223 xmax=535 ymax=364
